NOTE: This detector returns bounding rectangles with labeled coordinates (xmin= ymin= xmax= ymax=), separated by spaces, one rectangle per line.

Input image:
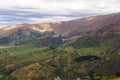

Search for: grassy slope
xmin=0 ymin=22 xmax=120 ymax=80
xmin=0 ymin=42 xmax=119 ymax=80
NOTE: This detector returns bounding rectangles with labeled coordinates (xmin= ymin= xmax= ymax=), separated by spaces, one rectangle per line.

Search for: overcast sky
xmin=0 ymin=0 xmax=120 ymax=27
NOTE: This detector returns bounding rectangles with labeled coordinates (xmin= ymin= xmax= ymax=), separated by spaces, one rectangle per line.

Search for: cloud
xmin=0 ymin=0 xmax=120 ymax=27
xmin=30 ymin=16 xmax=77 ymax=23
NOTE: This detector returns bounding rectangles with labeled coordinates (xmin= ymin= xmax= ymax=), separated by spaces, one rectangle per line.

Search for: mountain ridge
xmin=0 ymin=12 xmax=120 ymax=45
xmin=1 ymin=12 xmax=120 ymax=35
xmin=0 ymin=12 xmax=120 ymax=80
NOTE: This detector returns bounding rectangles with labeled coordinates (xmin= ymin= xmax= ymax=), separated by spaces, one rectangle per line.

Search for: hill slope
xmin=0 ymin=12 xmax=120 ymax=80
xmin=0 ymin=13 xmax=120 ymax=45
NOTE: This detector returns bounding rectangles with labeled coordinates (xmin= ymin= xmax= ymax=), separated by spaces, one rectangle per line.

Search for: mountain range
xmin=0 ymin=12 xmax=120 ymax=45
xmin=0 ymin=12 xmax=120 ymax=80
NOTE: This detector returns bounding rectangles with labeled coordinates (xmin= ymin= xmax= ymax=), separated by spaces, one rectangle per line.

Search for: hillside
xmin=0 ymin=13 xmax=120 ymax=45
xmin=70 ymin=20 xmax=120 ymax=48
xmin=0 ymin=13 xmax=120 ymax=80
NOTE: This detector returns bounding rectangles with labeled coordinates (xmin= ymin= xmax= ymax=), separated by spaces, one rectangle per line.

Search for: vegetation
xmin=0 ymin=39 xmax=119 ymax=80
xmin=0 ymin=13 xmax=120 ymax=80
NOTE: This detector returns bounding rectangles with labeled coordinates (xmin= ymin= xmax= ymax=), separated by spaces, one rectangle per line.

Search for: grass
xmin=98 ymin=75 xmax=120 ymax=80
xmin=0 ymin=42 xmax=118 ymax=80
xmin=0 ymin=46 xmax=54 ymax=68
xmin=22 ymin=49 xmax=53 ymax=62
xmin=97 ymin=54 xmax=120 ymax=73
xmin=0 ymin=45 xmax=55 ymax=80
xmin=12 ymin=63 xmax=54 ymax=80
xmin=0 ymin=74 xmax=4 ymax=79
xmin=77 ymin=47 xmax=95 ymax=56
xmin=62 ymin=44 xmax=111 ymax=57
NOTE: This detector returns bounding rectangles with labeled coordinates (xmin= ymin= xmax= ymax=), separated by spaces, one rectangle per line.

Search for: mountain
xmin=70 ymin=19 xmax=120 ymax=48
xmin=0 ymin=24 xmax=54 ymax=45
xmin=0 ymin=12 xmax=120 ymax=80
xmin=0 ymin=13 xmax=120 ymax=45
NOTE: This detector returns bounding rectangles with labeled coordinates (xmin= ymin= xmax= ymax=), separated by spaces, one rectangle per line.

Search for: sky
xmin=0 ymin=0 xmax=120 ymax=27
